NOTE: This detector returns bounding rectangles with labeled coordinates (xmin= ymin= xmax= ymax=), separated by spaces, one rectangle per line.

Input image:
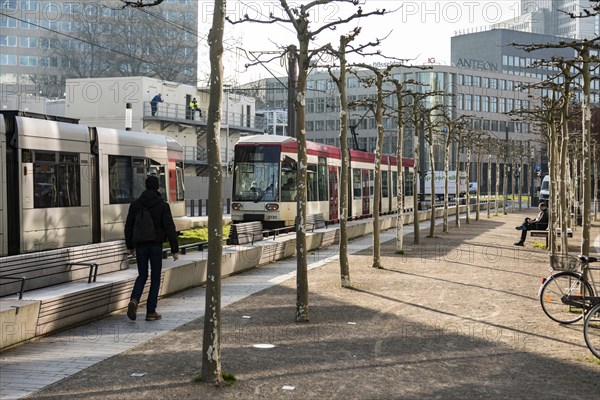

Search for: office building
xmin=0 ymin=0 xmax=198 ymax=97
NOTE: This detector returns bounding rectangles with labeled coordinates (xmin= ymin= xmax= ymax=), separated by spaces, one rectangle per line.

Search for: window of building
xmin=465 ymin=94 xmax=472 ymax=111
xmin=315 ymin=120 xmax=324 ymax=131
xmin=1 ymin=15 xmax=17 ymax=28
xmin=306 ymin=98 xmax=315 ymax=114
xmin=316 ymin=97 xmax=326 ymax=113
xmin=482 ymin=96 xmax=489 ymax=112
xmin=0 ymin=35 xmax=16 ymax=47
xmin=473 ymin=95 xmax=481 ymax=111
xmin=19 ymin=55 xmax=37 ymax=66
xmin=490 ymin=78 xmax=497 ymax=89
xmin=39 ymin=56 xmax=58 ymax=67
xmin=473 ymin=76 xmax=481 ymax=87
xmin=499 ymin=79 xmax=506 ymax=90
xmin=490 ymin=97 xmax=497 ymax=113
xmin=19 ymin=36 xmax=37 ymax=48
xmin=483 ymin=77 xmax=489 ymax=88
xmin=347 ymin=77 xmax=358 ymax=88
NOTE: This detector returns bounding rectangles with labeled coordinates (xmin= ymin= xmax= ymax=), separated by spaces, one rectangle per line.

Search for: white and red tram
xmin=231 ymin=135 xmax=415 ymax=228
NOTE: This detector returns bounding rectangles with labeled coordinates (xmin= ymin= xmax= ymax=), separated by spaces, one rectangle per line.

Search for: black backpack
xmin=132 ymin=205 xmax=157 ymax=243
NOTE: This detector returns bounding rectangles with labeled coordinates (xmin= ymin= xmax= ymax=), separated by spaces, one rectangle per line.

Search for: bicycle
xmin=584 ymin=301 xmax=600 ymax=358
xmin=538 ymin=254 xmax=598 ymax=324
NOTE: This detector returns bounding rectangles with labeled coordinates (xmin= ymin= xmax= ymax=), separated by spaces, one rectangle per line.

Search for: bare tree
xmin=200 ymin=0 xmax=226 ymax=385
xmin=47 ymin=3 xmax=197 ymax=86
xmin=118 ymin=0 xmax=164 ymax=7
xmin=350 ymin=64 xmax=397 ymax=268
xmin=324 ymin=29 xmax=382 ymax=285
xmin=229 ymin=0 xmax=388 ymax=322
xmin=386 ymin=78 xmax=415 ymax=252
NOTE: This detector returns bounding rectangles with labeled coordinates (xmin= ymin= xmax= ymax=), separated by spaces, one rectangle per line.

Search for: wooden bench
xmin=306 ymin=213 xmax=327 ymax=232
xmin=0 ymin=241 xmax=128 ymax=298
xmin=263 ymin=226 xmax=294 ymax=240
xmin=227 ymin=221 xmax=264 ymax=245
xmin=530 ymin=228 xmax=573 ymax=248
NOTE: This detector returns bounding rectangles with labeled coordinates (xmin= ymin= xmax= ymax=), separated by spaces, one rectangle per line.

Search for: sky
xmin=196 ymin=0 xmax=524 ymax=85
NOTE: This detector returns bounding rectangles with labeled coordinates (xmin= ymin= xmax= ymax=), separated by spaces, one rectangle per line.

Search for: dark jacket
xmin=535 ymin=208 xmax=549 ymax=224
xmin=124 ymin=190 xmax=179 ymax=254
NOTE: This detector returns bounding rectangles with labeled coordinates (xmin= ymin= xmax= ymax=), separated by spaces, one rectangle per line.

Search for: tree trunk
xmin=428 ymin=124 xmax=436 ymax=238
xmin=395 ymin=91 xmax=405 ymax=253
xmin=331 ymin=42 xmax=351 ymax=287
xmin=413 ymin=108 xmax=420 ymax=245
xmin=295 ymin=40 xmax=309 ymax=322
xmin=465 ymin=145 xmax=472 ymax=224
xmin=476 ymin=140 xmax=481 ymax=220
xmin=372 ymin=74 xmax=384 ymax=268
xmin=201 ymin=0 xmax=225 ymax=385
xmin=455 ymin=131 xmax=462 ymax=227
xmin=443 ymin=136 xmax=451 ymax=232
xmin=581 ymin=46 xmax=591 ymax=256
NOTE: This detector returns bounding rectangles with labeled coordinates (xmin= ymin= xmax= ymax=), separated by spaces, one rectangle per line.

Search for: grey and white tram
xmin=0 ymin=111 xmax=185 ymax=256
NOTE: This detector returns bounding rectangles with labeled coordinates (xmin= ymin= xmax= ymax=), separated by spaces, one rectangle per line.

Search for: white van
xmin=540 ymin=175 xmax=550 ymax=204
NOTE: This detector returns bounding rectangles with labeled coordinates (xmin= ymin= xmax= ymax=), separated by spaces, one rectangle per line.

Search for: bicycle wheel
xmin=583 ymin=302 xmax=600 ymax=359
xmin=539 ymin=271 xmax=594 ymax=324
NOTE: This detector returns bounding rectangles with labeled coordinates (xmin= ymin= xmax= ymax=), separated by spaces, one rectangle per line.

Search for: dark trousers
xmin=151 ymin=103 xmax=157 ymax=116
xmin=519 ymin=219 xmax=548 ymax=242
xmin=131 ymin=243 xmax=163 ymax=313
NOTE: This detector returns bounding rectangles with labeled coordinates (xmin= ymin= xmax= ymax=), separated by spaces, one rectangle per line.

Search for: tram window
xmin=109 ymin=156 xmax=133 ymax=204
xmin=148 ymin=161 xmax=166 ymax=199
xmin=233 ymin=146 xmax=281 ymax=202
xmin=382 ymin=171 xmax=388 ymax=198
xmin=176 ymin=163 xmax=185 ymax=201
xmin=392 ymin=172 xmax=398 ymax=197
xmin=33 ymin=150 xmax=80 ymax=208
xmin=317 ymin=158 xmax=327 ymax=201
xmin=369 ymin=171 xmax=374 ymax=198
xmin=307 ymin=164 xmax=318 ymax=202
xmin=404 ymin=168 xmax=414 ymax=196
xmin=352 ymin=169 xmax=361 ymax=199
xmin=280 ymin=156 xmax=296 ymax=202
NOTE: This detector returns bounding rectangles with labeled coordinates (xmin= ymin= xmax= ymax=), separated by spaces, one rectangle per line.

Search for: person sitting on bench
xmin=514 ymin=202 xmax=548 ymax=246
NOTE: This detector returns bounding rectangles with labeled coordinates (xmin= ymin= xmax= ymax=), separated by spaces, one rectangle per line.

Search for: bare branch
xmin=118 ymin=0 xmax=164 ymax=8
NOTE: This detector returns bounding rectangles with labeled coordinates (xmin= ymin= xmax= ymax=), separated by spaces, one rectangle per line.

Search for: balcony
xmin=142 ymin=101 xmax=265 ymax=135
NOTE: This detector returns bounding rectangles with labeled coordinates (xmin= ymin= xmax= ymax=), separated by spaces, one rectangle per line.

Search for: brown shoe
xmin=146 ymin=312 xmax=162 ymax=321
xmin=127 ymin=299 xmax=138 ymax=321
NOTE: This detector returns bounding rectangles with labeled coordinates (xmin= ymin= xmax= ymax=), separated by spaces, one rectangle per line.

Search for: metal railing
xmin=143 ymin=101 xmax=264 ymax=131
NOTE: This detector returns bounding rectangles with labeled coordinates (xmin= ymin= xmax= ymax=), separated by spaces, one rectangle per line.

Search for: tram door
xmin=362 ymin=170 xmax=370 ymax=215
xmin=328 ymin=166 xmax=338 ymax=221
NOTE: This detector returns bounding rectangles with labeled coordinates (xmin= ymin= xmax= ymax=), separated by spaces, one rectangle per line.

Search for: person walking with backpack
xmin=124 ymin=175 xmax=179 ymax=321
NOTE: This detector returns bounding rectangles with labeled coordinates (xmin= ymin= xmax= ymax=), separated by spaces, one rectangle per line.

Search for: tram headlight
xmin=265 ymin=203 xmax=279 ymax=211
xmin=232 ymin=203 xmax=243 ymax=211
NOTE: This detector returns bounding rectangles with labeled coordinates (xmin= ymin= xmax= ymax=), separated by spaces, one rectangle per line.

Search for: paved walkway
xmin=3 ymin=205 xmax=600 ymax=399
xmin=0 ymin=215 xmax=414 ymax=399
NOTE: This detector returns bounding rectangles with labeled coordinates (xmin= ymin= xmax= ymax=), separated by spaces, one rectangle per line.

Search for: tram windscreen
xmin=233 ymin=146 xmax=280 ymax=202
